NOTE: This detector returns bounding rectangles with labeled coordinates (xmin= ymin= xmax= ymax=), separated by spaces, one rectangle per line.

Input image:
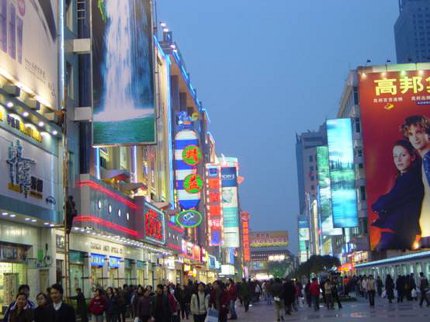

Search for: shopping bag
xmin=205 ymin=308 xmax=219 ymax=322
xmin=381 ymin=290 xmax=386 ymax=298
xmin=134 ymin=318 xmax=141 ymax=322
xmin=411 ymin=288 xmax=417 ymax=298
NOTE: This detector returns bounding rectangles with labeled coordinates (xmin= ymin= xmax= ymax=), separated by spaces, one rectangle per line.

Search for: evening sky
xmin=157 ymin=0 xmax=398 ymax=254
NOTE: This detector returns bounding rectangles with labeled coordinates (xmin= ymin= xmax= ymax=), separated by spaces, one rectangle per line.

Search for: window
xmin=356 ymin=149 xmax=363 ymax=157
xmin=311 ymin=176 xmax=315 ymax=181
xmin=310 ymin=166 xmax=314 ymax=171
xmin=309 ymin=155 xmax=313 ymax=162
xmin=354 ymin=118 xmax=361 ymax=133
xmin=311 ymin=185 xmax=315 ymax=190
xmin=360 ymin=186 xmax=366 ymax=201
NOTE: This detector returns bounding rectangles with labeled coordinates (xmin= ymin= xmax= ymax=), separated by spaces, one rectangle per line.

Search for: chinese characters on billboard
xmin=206 ymin=164 xmax=223 ymax=246
xmin=174 ymin=129 xmax=201 ymax=210
xmin=359 ymin=66 xmax=430 ymax=250
xmin=316 ymin=146 xmax=342 ymax=236
xmin=241 ymin=211 xmax=251 ymax=262
xmin=326 ymin=118 xmax=358 ymax=228
xmin=221 ymin=167 xmax=240 ymax=248
xmin=143 ymin=203 xmax=166 ymax=245
xmin=92 ymin=0 xmax=155 ymax=145
xmin=249 ymin=231 xmax=289 ymax=248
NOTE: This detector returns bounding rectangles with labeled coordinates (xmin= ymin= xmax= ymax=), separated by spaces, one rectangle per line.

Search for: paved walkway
xmin=116 ymin=296 xmax=430 ymax=322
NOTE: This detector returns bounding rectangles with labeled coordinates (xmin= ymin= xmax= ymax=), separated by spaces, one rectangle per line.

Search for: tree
xmin=268 ymin=260 xmax=291 ymax=278
xmin=289 ymin=255 xmax=341 ymax=280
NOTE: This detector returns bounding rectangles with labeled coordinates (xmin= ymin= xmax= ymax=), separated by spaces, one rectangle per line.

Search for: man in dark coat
xmin=152 ymin=284 xmax=172 ymax=322
xmin=282 ymin=279 xmax=296 ymax=315
xmin=47 ymin=283 xmax=76 ymax=322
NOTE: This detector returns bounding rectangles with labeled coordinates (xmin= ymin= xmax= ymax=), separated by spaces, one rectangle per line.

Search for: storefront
xmin=108 ymin=256 xmax=121 ymax=288
xmin=69 ymin=251 xmax=85 ymax=292
xmin=90 ymin=253 xmax=106 ymax=289
xmin=124 ymin=259 xmax=133 ymax=285
xmin=136 ymin=260 xmax=145 ymax=286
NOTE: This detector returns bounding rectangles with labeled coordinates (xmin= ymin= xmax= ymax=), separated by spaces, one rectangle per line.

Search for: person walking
xmin=376 ymin=276 xmax=383 ymax=297
xmin=310 ymin=278 xmax=320 ymax=312
xmin=190 ymin=282 xmax=209 ymax=322
xmin=89 ymin=288 xmax=107 ymax=322
xmin=152 ymin=284 xmax=172 ymax=322
xmin=135 ymin=288 xmax=152 ymax=322
xmin=34 ymin=292 xmax=50 ymax=322
xmin=331 ymin=277 xmax=342 ymax=309
xmin=419 ymin=272 xmax=430 ymax=307
xmin=7 ymin=292 xmax=34 ymax=322
xmin=70 ymin=288 xmax=88 ymax=322
xmin=283 ymin=279 xmax=295 ymax=315
xmin=3 ymin=285 xmax=36 ymax=322
xmin=367 ymin=275 xmax=376 ymax=307
xmin=270 ymin=278 xmax=284 ymax=322
xmin=106 ymin=287 xmax=120 ymax=322
xmin=46 ymin=283 xmax=77 ymax=322
xmin=239 ymin=278 xmax=251 ymax=312
xmin=324 ymin=279 xmax=333 ymax=310
xmin=385 ymin=274 xmax=395 ymax=304
xmin=226 ymin=278 xmax=238 ymax=320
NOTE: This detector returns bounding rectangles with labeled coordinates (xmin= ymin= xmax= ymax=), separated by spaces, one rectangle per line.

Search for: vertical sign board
xmin=206 ymin=164 xmax=223 ymax=246
xmin=143 ymin=202 xmax=166 ymax=245
xmin=298 ymin=217 xmax=310 ymax=263
xmin=241 ymin=212 xmax=251 ymax=262
xmin=316 ymin=146 xmax=342 ymax=236
xmin=358 ymin=66 xmax=430 ymax=250
xmin=174 ymin=129 xmax=202 ymax=210
xmin=326 ymin=118 xmax=358 ymax=228
xmin=221 ymin=167 xmax=240 ymax=248
xmin=92 ymin=0 xmax=155 ymax=145
xmin=0 ymin=0 xmax=58 ymax=108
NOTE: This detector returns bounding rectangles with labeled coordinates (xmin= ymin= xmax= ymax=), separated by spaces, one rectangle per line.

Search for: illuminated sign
xmin=221 ymin=167 xmax=239 ymax=248
xmin=250 ymin=231 xmax=289 ymax=248
xmin=206 ymin=164 xmax=223 ymax=246
xmin=0 ymin=0 xmax=58 ymax=109
xmin=182 ymin=145 xmax=202 ymax=166
xmin=109 ymin=256 xmax=121 ymax=268
xmin=176 ymin=210 xmax=203 ymax=228
xmin=327 ymin=118 xmax=358 ymax=228
xmin=143 ymin=203 xmax=166 ymax=245
xmin=359 ymin=66 xmax=430 ymax=250
xmin=241 ymin=211 xmax=251 ymax=262
xmin=91 ymin=254 xmax=106 ymax=267
xmin=175 ymin=129 xmax=201 ymax=209
xmin=183 ymin=174 xmax=203 ymax=194
xmin=316 ymin=146 xmax=342 ymax=236
xmin=92 ymin=0 xmax=155 ymax=145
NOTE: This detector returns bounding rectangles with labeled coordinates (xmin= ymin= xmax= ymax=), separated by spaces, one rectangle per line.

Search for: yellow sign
xmin=374 ymin=75 xmax=430 ymax=96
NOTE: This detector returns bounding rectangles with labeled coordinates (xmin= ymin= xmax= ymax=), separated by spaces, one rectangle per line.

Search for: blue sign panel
xmin=91 ymin=253 xmax=106 ymax=267
xmin=327 ymin=119 xmax=358 ymax=228
xmin=176 ymin=210 xmax=203 ymax=228
xmin=109 ymin=256 xmax=121 ymax=268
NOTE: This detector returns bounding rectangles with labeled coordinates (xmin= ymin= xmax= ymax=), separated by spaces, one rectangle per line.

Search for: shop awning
xmin=101 ymin=169 xmax=130 ymax=182
xmin=120 ymin=182 xmax=148 ymax=192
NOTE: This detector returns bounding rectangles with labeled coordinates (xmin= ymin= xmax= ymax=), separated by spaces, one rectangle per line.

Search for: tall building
xmin=295 ymin=126 xmax=326 ymax=258
xmin=395 ymin=0 xmax=430 ymax=63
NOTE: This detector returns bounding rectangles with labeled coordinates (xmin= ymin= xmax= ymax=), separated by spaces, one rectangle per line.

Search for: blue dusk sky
xmin=157 ymin=0 xmax=399 ymax=254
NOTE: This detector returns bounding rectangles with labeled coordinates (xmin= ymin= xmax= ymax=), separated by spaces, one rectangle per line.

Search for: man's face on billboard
xmin=406 ymin=124 xmax=430 ymax=152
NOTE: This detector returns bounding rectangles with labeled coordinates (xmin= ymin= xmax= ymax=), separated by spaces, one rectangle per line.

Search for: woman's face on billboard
xmin=393 ymin=145 xmax=414 ymax=173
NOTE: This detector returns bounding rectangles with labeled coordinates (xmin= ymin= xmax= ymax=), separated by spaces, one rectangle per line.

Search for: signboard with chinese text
xmin=0 ymin=0 xmax=58 ymax=108
xmin=316 ymin=146 xmax=342 ymax=236
xmin=92 ymin=0 xmax=155 ymax=145
xmin=249 ymin=231 xmax=289 ymax=248
xmin=183 ymin=174 xmax=203 ymax=194
xmin=241 ymin=212 xmax=251 ymax=262
xmin=175 ymin=129 xmax=201 ymax=209
xmin=358 ymin=65 xmax=430 ymax=250
xmin=327 ymin=118 xmax=358 ymax=228
xmin=143 ymin=202 xmax=166 ymax=245
xmin=182 ymin=145 xmax=202 ymax=166
xmin=221 ymin=167 xmax=240 ymax=248
xmin=206 ymin=164 xmax=223 ymax=246
xmin=0 ymin=126 xmax=58 ymax=213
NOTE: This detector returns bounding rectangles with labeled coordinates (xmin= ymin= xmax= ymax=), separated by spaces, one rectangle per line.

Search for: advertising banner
xmin=298 ymin=216 xmax=309 ymax=263
xmin=316 ymin=146 xmax=342 ymax=236
xmin=143 ymin=202 xmax=166 ymax=245
xmin=206 ymin=164 xmax=223 ymax=246
xmin=359 ymin=66 xmax=430 ymax=250
xmin=249 ymin=231 xmax=289 ymax=248
xmin=0 ymin=0 xmax=58 ymax=108
xmin=92 ymin=0 xmax=155 ymax=145
xmin=0 ymin=125 xmax=58 ymax=214
xmin=326 ymin=118 xmax=358 ymax=228
xmin=221 ymin=167 xmax=240 ymax=248
xmin=241 ymin=211 xmax=251 ymax=262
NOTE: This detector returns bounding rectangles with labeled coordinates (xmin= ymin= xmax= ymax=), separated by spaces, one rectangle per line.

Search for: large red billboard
xmin=359 ymin=65 xmax=430 ymax=251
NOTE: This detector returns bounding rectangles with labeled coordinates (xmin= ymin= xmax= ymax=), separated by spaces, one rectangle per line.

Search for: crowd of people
xmin=2 ymin=272 xmax=429 ymax=322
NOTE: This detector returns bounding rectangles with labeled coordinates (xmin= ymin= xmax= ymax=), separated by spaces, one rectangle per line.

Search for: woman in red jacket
xmin=309 ymin=278 xmax=321 ymax=312
xmin=209 ymin=280 xmax=229 ymax=322
xmin=89 ymin=288 xmax=107 ymax=322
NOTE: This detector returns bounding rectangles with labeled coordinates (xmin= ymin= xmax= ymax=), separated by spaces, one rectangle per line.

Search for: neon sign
xmin=143 ymin=203 xmax=166 ymax=245
xmin=176 ymin=210 xmax=203 ymax=228
xmin=182 ymin=145 xmax=202 ymax=166
xmin=183 ymin=174 xmax=203 ymax=193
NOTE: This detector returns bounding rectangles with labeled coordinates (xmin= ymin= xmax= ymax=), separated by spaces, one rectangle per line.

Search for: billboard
xmin=359 ymin=66 xmax=430 ymax=250
xmin=92 ymin=0 xmax=155 ymax=145
xmin=221 ymin=167 xmax=240 ymax=248
xmin=249 ymin=231 xmax=289 ymax=248
xmin=316 ymin=146 xmax=342 ymax=236
xmin=0 ymin=0 xmax=58 ymax=108
xmin=298 ymin=216 xmax=309 ymax=263
xmin=241 ymin=211 xmax=251 ymax=262
xmin=327 ymin=118 xmax=358 ymax=228
xmin=206 ymin=164 xmax=223 ymax=246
